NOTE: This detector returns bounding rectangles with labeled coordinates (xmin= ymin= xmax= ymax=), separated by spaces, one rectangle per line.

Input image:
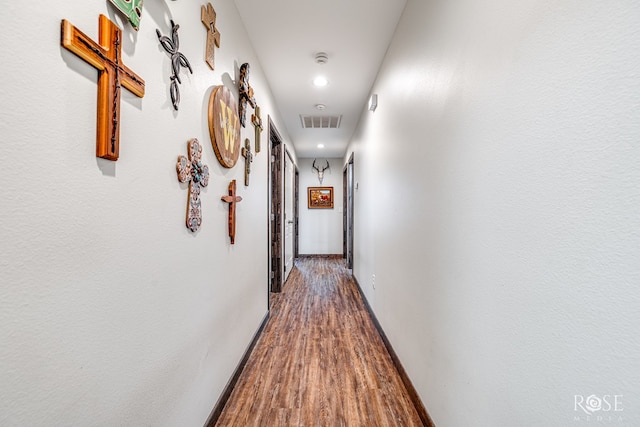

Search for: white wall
xmin=346 ymin=0 xmax=640 ymax=425
xmin=298 ymin=158 xmax=343 ymax=255
xmin=0 ymin=1 xmax=293 ymax=426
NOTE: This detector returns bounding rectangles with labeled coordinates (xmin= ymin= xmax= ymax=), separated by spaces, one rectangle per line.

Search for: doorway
xmin=268 ymin=119 xmax=299 ymax=298
xmin=283 ymin=149 xmax=295 ymax=282
xmin=269 ymin=119 xmax=283 ymax=294
xmin=343 ymin=154 xmax=354 ymax=270
xmin=294 ymin=168 xmax=300 ymax=258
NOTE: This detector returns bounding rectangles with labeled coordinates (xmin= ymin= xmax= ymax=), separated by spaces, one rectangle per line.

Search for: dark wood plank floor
xmin=214 ymin=256 xmax=424 ymax=427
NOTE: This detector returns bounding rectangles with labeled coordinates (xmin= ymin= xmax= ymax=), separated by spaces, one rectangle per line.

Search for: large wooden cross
xmin=201 ymin=3 xmax=221 ymax=70
xmin=221 ymin=180 xmax=243 ymax=244
xmin=241 ymin=138 xmax=253 ymax=187
xmin=61 ymin=15 xmax=145 ymax=161
xmin=251 ymin=105 xmax=263 ymax=153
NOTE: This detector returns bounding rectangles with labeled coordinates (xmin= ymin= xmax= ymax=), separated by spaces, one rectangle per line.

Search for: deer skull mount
xmin=312 ymin=159 xmax=330 ymax=185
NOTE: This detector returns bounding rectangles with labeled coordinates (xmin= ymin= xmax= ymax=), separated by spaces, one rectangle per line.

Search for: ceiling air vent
xmin=300 ymin=115 xmax=342 ymax=129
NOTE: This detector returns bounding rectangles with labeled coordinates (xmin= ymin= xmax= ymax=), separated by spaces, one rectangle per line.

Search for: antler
xmin=313 ymin=159 xmax=330 ymax=185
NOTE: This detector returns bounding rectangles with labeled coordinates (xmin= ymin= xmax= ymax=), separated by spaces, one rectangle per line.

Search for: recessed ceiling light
xmin=317 ymin=143 xmax=325 ymax=149
xmin=315 ymin=104 xmax=326 ymax=111
xmin=313 ymin=76 xmax=328 ymax=87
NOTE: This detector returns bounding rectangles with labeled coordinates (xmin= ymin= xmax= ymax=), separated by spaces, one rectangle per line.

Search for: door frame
xmin=294 ymin=167 xmax=300 ymax=258
xmin=269 ymin=118 xmax=283 ymax=294
xmin=343 ymin=153 xmax=354 ymax=269
xmin=283 ymin=147 xmax=296 ymax=281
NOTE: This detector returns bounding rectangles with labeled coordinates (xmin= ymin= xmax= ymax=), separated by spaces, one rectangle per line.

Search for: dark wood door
xmin=270 ymin=120 xmax=283 ymax=293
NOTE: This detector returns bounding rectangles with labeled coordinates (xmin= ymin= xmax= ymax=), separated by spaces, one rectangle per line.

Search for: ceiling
xmin=233 ymin=0 xmax=407 ymax=159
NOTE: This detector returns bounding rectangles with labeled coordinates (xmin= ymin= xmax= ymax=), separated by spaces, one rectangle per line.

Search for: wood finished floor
xmin=214 ymin=256 xmax=424 ymax=427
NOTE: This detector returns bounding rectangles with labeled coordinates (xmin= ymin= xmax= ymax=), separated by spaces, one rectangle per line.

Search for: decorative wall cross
xmin=157 ymin=21 xmax=192 ymax=110
xmin=61 ymin=15 xmax=146 ymax=161
xmin=251 ymin=105 xmax=263 ymax=153
xmin=176 ymin=139 xmax=210 ymax=232
xmin=201 ymin=3 xmax=220 ymax=70
xmin=241 ymin=139 xmax=253 ymax=187
xmin=221 ymin=180 xmax=242 ymax=244
xmin=108 ymin=0 xmax=144 ymax=31
xmin=238 ymin=62 xmax=256 ymax=127
xmin=208 ymin=85 xmax=241 ymax=168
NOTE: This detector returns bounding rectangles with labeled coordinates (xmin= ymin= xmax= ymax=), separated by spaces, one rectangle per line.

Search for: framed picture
xmin=308 ymin=187 xmax=334 ymax=209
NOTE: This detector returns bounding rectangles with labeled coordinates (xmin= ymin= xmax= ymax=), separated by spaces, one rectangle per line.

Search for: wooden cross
xmin=251 ymin=105 xmax=263 ymax=153
xmin=61 ymin=15 xmax=145 ymax=161
xmin=201 ymin=3 xmax=221 ymax=70
xmin=241 ymin=139 xmax=253 ymax=187
xmin=238 ymin=62 xmax=256 ymax=127
xmin=221 ymin=180 xmax=243 ymax=244
xmin=176 ymin=139 xmax=210 ymax=232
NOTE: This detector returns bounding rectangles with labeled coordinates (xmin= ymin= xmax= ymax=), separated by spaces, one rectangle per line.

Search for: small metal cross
xmin=241 ymin=139 xmax=253 ymax=187
xmin=251 ymin=105 xmax=263 ymax=153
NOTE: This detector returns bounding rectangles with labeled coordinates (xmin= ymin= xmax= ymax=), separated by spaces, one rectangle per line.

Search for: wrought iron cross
xmin=251 ymin=105 xmax=263 ymax=153
xmin=221 ymin=180 xmax=243 ymax=244
xmin=176 ymin=139 xmax=210 ymax=232
xmin=241 ymin=139 xmax=253 ymax=187
xmin=157 ymin=21 xmax=193 ymax=111
xmin=61 ymin=15 xmax=145 ymax=161
xmin=201 ymin=3 xmax=221 ymax=70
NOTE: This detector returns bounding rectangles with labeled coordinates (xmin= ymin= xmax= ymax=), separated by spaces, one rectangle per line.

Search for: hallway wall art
xmin=201 ymin=3 xmax=221 ymax=70
xmin=60 ymin=15 xmax=146 ymax=161
xmin=241 ymin=138 xmax=253 ymax=186
xmin=208 ymin=85 xmax=241 ymax=168
xmin=238 ymin=62 xmax=256 ymax=127
xmin=156 ymin=20 xmax=192 ymax=110
xmin=308 ymin=187 xmax=334 ymax=209
xmin=221 ymin=180 xmax=242 ymax=244
xmin=251 ymin=105 xmax=263 ymax=153
xmin=176 ymin=139 xmax=210 ymax=232
xmin=108 ymin=0 xmax=143 ymax=31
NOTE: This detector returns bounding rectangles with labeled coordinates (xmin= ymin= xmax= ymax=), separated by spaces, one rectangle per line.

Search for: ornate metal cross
xmin=238 ymin=62 xmax=256 ymax=127
xmin=221 ymin=180 xmax=243 ymax=244
xmin=157 ymin=21 xmax=193 ymax=111
xmin=241 ymin=138 xmax=253 ymax=187
xmin=61 ymin=15 xmax=146 ymax=161
xmin=176 ymin=139 xmax=210 ymax=232
xmin=201 ymin=3 xmax=221 ymax=70
xmin=251 ymin=105 xmax=263 ymax=153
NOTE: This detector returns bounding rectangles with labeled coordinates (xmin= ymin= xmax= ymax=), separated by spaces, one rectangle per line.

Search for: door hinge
xmin=271 ymin=155 xmax=275 ymax=163
xmin=270 ymin=271 xmax=275 ymax=279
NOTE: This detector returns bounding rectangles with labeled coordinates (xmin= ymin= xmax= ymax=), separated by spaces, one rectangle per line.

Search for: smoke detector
xmin=315 ymin=52 xmax=328 ymax=64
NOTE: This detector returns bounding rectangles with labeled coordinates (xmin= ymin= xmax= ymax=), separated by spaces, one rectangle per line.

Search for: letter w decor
xmin=61 ymin=15 xmax=145 ymax=161
xmin=208 ymin=85 xmax=241 ymax=168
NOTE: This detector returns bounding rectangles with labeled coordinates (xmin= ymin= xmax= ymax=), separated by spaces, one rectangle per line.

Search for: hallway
xmin=213 ymin=257 xmax=424 ymax=426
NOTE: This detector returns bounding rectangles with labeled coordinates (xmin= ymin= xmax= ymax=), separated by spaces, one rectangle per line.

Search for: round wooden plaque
xmin=208 ymin=85 xmax=241 ymax=168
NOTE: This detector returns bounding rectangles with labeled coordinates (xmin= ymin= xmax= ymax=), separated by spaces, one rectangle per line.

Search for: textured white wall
xmin=0 ymin=1 xmax=291 ymax=426
xmin=298 ymin=158 xmax=344 ymax=255
xmin=347 ymin=0 xmax=640 ymax=425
